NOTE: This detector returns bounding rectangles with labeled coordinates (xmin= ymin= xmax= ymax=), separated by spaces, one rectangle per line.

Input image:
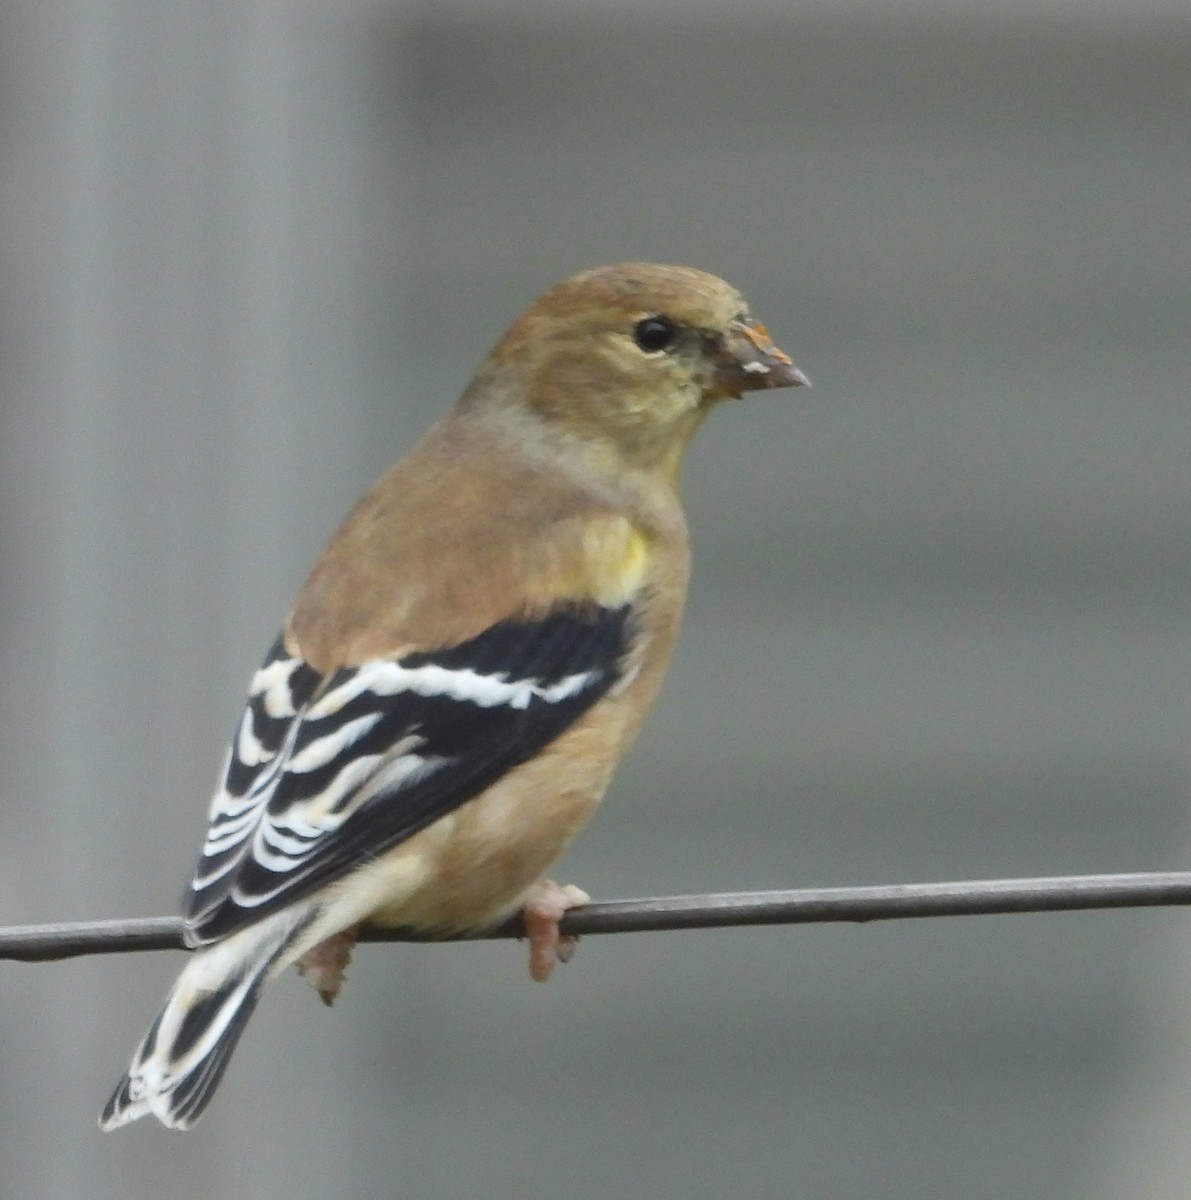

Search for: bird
xmin=99 ymin=262 xmax=807 ymax=1130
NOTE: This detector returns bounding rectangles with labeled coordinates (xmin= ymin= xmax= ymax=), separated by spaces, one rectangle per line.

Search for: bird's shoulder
xmin=286 ymin=411 xmax=687 ymax=672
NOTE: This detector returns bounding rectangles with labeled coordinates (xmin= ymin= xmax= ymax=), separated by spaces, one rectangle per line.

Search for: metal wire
xmin=3 ymin=871 xmax=1190 ymax=963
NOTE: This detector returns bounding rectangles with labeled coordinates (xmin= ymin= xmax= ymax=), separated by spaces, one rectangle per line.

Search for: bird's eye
xmin=632 ymin=315 xmax=678 ymax=353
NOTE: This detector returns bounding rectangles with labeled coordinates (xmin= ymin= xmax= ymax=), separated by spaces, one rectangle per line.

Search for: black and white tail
xmin=99 ymin=907 xmax=312 ymax=1131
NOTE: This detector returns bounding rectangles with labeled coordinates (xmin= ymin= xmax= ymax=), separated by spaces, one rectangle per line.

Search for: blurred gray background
xmin=1 ymin=1 xmax=1189 ymax=1196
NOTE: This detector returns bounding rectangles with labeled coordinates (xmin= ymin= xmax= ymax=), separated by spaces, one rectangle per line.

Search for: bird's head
xmin=462 ymin=263 xmax=808 ymax=479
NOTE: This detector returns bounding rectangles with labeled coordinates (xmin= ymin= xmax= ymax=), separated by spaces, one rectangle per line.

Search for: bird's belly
xmin=360 ymin=716 xmax=622 ymax=936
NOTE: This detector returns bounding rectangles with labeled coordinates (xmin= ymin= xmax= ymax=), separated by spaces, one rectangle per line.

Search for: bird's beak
xmin=715 ymin=320 xmax=809 ymax=398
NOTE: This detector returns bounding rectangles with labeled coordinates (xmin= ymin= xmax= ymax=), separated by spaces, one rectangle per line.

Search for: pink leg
xmin=521 ymin=880 xmax=591 ymax=982
xmin=296 ymin=925 xmax=360 ymax=1006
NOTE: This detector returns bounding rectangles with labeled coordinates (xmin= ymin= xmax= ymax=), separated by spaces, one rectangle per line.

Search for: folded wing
xmin=184 ymin=604 xmax=633 ymax=944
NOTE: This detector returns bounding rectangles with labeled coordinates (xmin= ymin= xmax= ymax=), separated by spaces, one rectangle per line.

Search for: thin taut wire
xmin=3 ymin=871 xmax=1190 ymax=963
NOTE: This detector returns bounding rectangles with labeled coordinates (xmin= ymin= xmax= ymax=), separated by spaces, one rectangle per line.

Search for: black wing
xmin=184 ymin=604 xmax=633 ymax=944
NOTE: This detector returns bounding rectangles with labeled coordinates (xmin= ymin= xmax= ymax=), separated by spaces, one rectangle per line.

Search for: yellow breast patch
xmin=584 ymin=520 xmax=650 ymax=607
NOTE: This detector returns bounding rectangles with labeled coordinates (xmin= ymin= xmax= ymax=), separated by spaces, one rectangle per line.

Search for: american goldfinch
xmin=99 ymin=262 xmax=806 ymax=1130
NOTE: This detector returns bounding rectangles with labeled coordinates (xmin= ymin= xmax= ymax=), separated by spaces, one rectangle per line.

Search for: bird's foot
xmin=296 ymin=925 xmax=359 ymax=1006
xmin=521 ymin=880 xmax=590 ymax=982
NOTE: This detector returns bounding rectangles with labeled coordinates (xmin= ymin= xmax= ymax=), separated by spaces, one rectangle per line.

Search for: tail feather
xmin=167 ymin=988 xmax=256 ymax=1129
xmin=99 ymin=907 xmax=312 ymax=1131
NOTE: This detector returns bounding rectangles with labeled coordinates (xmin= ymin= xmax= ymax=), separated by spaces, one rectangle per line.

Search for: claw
xmin=521 ymin=880 xmax=590 ymax=982
xmin=296 ymin=926 xmax=359 ymax=1005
